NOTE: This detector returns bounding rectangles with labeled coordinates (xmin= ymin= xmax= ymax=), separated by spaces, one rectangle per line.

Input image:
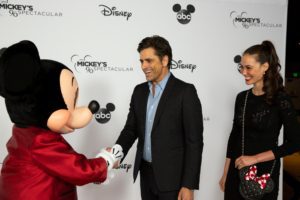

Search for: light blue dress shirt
xmin=143 ymin=72 xmax=171 ymax=162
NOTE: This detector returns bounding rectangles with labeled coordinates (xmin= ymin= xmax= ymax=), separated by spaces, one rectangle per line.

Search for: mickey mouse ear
xmin=0 ymin=47 xmax=7 ymax=96
xmin=0 ymin=40 xmax=41 ymax=98
xmin=0 ymin=48 xmax=6 ymax=57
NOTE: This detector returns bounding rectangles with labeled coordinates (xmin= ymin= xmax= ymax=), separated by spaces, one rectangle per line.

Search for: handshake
xmin=97 ymin=144 xmax=124 ymax=171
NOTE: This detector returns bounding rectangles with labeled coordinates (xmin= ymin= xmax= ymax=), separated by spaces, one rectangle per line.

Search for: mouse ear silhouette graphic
xmin=106 ymin=103 xmax=115 ymax=112
xmin=234 ymin=55 xmax=241 ymax=63
xmin=187 ymin=5 xmax=195 ymax=13
xmin=173 ymin=4 xmax=181 ymax=12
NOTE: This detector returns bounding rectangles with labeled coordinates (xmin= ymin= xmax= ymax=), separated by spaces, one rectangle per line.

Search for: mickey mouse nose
xmin=88 ymin=100 xmax=100 ymax=114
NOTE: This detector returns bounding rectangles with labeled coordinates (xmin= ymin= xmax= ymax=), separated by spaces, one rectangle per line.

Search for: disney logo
xmin=99 ymin=4 xmax=132 ymax=20
xmin=117 ymin=163 xmax=132 ymax=172
xmin=171 ymin=60 xmax=197 ymax=72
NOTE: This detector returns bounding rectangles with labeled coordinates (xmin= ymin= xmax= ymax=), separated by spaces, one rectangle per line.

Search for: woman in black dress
xmin=219 ymin=40 xmax=300 ymax=199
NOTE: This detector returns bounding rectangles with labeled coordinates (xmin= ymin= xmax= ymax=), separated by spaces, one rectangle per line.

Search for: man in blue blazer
xmin=116 ymin=35 xmax=203 ymax=200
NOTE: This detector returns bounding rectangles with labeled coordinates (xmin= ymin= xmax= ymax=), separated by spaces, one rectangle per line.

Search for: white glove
xmin=96 ymin=144 xmax=124 ymax=170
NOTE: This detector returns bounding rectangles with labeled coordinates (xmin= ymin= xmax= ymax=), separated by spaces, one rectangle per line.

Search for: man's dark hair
xmin=137 ymin=35 xmax=172 ymax=69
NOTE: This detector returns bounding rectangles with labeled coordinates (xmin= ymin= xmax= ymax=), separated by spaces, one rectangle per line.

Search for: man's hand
xmin=178 ymin=187 xmax=194 ymax=200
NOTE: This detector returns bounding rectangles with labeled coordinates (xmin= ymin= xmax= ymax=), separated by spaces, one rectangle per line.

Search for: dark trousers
xmin=140 ymin=160 xmax=179 ymax=200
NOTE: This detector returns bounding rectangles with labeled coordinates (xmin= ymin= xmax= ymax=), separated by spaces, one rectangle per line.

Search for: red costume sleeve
xmin=30 ymin=132 xmax=107 ymax=186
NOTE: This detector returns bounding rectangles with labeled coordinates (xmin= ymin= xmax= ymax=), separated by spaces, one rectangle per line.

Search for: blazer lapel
xmin=151 ymin=74 xmax=176 ymax=133
xmin=139 ymin=83 xmax=149 ymax=140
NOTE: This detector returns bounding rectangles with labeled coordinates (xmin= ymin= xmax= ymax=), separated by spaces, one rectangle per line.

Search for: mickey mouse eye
xmin=187 ymin=5 xmax=195 ymax=13
xmin=173 ymin=4 xmax=181 ymax=12
xmin=74 ymin=88 xmax=78 ymax=108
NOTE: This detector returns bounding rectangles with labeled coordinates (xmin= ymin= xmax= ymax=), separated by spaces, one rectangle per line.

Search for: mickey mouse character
xmin=0 ymin=40 xmax=123 ymax=200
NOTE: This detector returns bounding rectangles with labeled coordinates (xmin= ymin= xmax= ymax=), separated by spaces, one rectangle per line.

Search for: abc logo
xmin=95 ymin=103 xmax=115 ymax=124
xmin=234 ymin=55 xmax=242 ymax=72
xmin=173 ymin=4 xmax=195 ymax=24
xmin=177 ymin=12 xmax=191 ymax=20
xmin=234 ymin=55 xmax=241 ymax=64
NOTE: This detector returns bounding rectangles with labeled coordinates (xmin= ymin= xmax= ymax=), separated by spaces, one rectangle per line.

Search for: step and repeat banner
xmin=0 ymin=0 xmax=287 ymax=199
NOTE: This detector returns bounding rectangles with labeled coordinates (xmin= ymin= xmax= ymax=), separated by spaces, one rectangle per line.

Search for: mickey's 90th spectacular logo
xmin=70 ymin=54 xmax=133 ymax=73
xmin=230 ymin=11 xmax=282 ymax=29
xmin=0 ymin=0 xmax=62 ymax=17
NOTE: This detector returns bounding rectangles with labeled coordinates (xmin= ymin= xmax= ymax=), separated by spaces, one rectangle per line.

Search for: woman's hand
xmin=219 ymin=158 xmax=231 ymax=192
xmin=235 ymin=151 xmax=275 ymax=169
xmin=219 ymin=174 xmax=227 ymax=192
xmin=235 ymin=155 xmax=257 ymax=169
